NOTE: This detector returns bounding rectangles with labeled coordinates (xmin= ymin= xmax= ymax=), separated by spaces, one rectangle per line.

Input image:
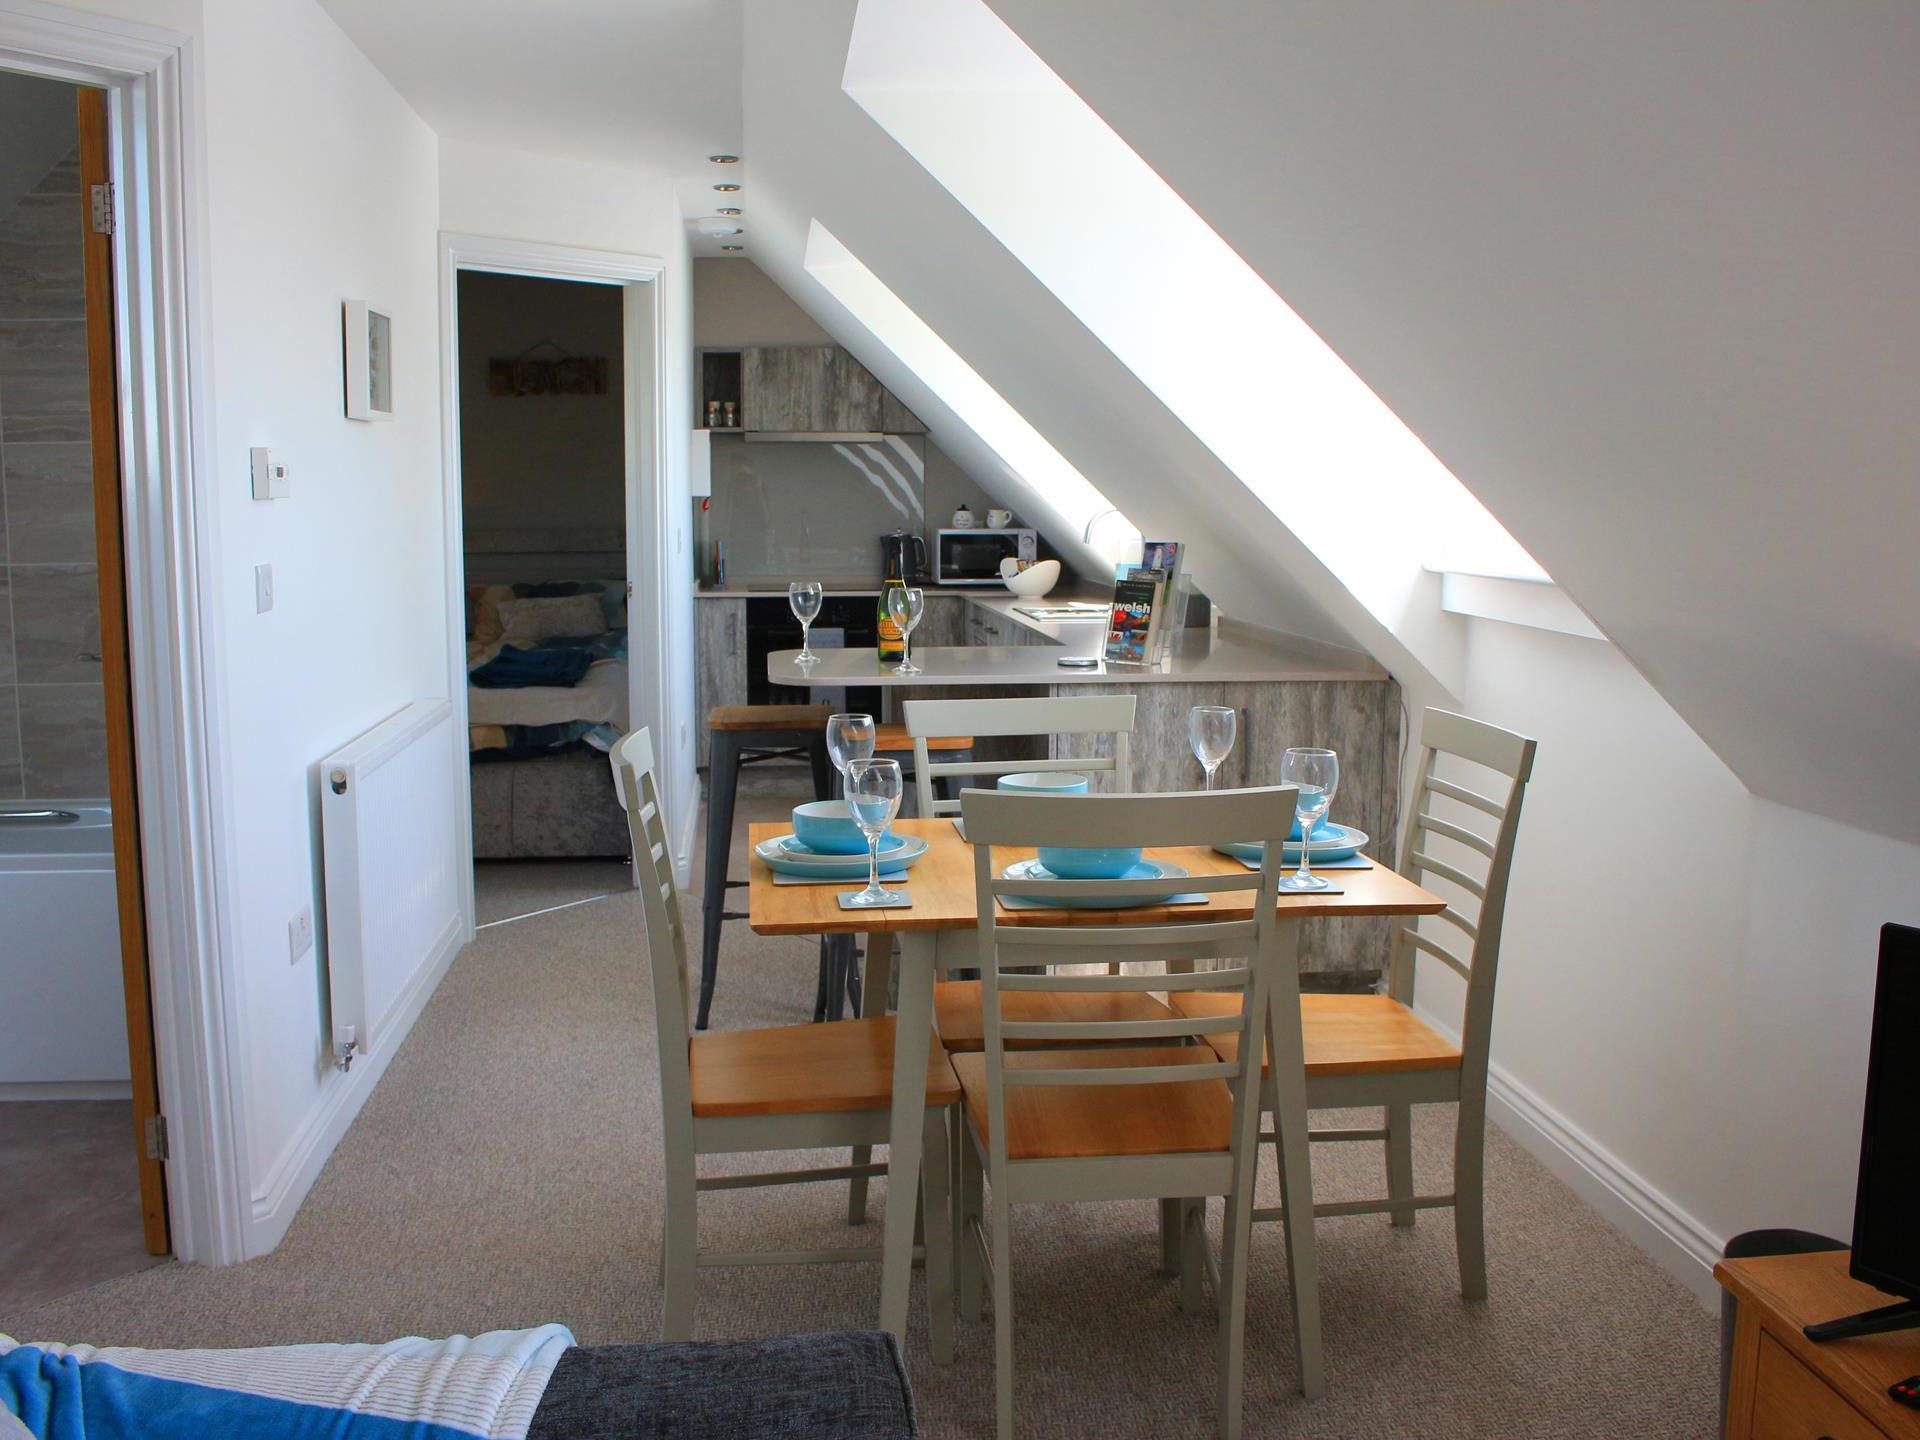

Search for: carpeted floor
xmin=1 ymin=769 xmax=1718 ymax=1436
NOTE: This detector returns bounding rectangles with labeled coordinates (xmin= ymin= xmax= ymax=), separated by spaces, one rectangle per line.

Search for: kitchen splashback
xmin=700 ymin=433 xmax=926 ymax=586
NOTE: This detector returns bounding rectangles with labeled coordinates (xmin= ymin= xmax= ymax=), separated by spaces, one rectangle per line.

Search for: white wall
xmin=1414 ymin=617 xmax=1920 ymax=1300
xmin=440 ymin=138 xmax=697 ymax=877
xmin=188 ymin=0 xmax=448 ymax=1253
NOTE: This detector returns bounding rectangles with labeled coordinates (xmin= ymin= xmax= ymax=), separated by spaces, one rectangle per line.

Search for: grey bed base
xmin=471 ymin=747 xmax=631 ymax=860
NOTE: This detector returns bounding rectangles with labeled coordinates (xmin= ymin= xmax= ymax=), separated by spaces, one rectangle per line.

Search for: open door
xmin=77 ymin=85 xmax=168 ymax=1256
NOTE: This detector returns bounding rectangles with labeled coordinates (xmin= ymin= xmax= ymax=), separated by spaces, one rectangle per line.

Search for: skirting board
xmin=245 ymin=914 xmax=464 ymax=1256
xmin=1416 ymin=1007 xmax=1724 ymax=1310
xmin=0 ymin=1081 xmax=134 ymax=1102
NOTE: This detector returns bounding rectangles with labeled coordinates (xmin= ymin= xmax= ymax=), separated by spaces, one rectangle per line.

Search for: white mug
xmin=986 ymin=508 xmax=1013 ymax=528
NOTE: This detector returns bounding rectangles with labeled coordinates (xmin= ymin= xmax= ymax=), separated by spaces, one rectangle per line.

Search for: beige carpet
xmin=2 ymin=770 xmax=1717 ymax=1436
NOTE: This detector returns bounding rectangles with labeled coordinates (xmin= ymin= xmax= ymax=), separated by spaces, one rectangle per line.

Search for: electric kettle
xmin=880 ymin=530 xmax=929 ymax=584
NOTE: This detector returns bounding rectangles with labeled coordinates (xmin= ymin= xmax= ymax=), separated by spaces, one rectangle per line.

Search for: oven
xmin=746 ymin=596 xmax=882 ymax=716
xmin=934 ymin=528 xmax=1037 ymax=586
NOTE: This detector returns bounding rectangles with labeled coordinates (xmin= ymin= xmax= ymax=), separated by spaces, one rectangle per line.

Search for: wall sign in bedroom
xmin=486 ymin=341 xmax=610 ymax=397
xmin=342 ymin=299 xmax=394 ymax=422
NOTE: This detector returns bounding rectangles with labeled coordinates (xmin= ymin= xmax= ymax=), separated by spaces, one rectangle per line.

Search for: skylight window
xmin=804 ymin=221 xmax=1140 ymax=563
xmin=842 ymin=0 xmax=1546 ymax=626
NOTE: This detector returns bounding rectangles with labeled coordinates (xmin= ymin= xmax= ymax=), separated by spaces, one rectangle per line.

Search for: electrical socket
xmin=288 ymin=903 xmax=314 ymax=964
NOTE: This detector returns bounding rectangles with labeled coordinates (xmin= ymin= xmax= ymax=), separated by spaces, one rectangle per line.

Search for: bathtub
xmin=0 ymin=802 xmax=131 ymax=1095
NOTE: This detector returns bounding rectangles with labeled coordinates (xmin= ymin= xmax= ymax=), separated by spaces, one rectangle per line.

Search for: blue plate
xmin=780 ymin=832 xmax=906 ymax=859
xmin=754 ymin=833 xmax=927 ymax=880
xmin=1001 ymin=857 xmax=1190 ymax=909
xmin=1213 ymin=825 xmax=1369 ymax=866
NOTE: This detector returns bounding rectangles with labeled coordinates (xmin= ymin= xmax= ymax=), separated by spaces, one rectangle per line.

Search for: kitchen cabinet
xmin=741 ymin=345 xmax=927 ymax=434
xmin=694 ymin=598 xmax=746 ymax=766
xmin=916 ymin=594 xmax=968 ymax=648
xmin=965 ymin=600 xmax=1047 ymax=648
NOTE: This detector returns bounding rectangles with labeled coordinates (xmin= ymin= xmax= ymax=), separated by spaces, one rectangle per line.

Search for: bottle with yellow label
xmin=877 ymin=570 xmax=906 ymax=663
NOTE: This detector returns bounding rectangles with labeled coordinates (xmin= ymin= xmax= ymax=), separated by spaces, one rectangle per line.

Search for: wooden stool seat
xmin=708 ymin=703 xmax=834 ymax=732
xmin=951 ymin=1047 xmax=1232 ymax=1161
xmin=691 ymin=1016 xmax=961 ymax=1117
xmin=874 ymin=723 xmax=973 ymax=752
xmin=934 ymin=979 xmax=1177 ymax=1052
xmin=1168 ymin=991 xmax=1463 ymax=1076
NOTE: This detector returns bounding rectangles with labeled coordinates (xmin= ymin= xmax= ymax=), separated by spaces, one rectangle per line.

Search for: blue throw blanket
xmin=469 ymin=646 xmax=595 ymax=690
xmin=2 ymin=1327 xmax=573 ymax=1440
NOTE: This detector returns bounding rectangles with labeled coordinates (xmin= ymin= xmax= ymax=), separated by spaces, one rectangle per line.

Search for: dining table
xmin=747 ymin=816 xmax=1445 ymax=1399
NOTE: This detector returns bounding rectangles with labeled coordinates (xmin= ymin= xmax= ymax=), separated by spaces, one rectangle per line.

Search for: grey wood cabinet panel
xmin=741 ymin=344 xmax=921 ymax=433
xmin=694 ymin=599 xmax=747 ymax=767
xmin=881 ymin=389 xmax=926 ymax=434
xmin=917 ymin=594 xmax=968 ymax=648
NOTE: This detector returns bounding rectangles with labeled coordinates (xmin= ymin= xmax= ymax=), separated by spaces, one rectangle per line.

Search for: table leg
xmin=880 ymin=929 xmax=936 ymax=1345
xmin=1265 ymin=919 xmax=1325 ymax=1400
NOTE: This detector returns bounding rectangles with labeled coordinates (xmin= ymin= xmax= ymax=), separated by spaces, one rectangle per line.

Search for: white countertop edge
xmin=766 ymin=641 xmax=1387 ymax=686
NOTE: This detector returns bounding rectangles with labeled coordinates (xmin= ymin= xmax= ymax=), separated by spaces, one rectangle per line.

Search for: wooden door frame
xmin=0 ymin=3 xmax=251 ymax=1265
xmin=437 ymin=233 xmax=678 ymax=933
xmin=75 ymin=83 xmax=165 ymax=1254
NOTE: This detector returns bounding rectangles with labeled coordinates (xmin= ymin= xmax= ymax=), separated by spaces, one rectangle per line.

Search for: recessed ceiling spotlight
xmin=721 ymin=244 xmax=745 ymax=252
xmin=717 ymin=207 xmax=743 ymax=216
xmin=708 ymin=153 xmax=740 ymax=164
xmin=713 ymin=182 xmax=741 ymax=193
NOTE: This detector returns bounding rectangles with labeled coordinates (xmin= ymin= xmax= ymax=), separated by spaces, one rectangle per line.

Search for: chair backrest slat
xmin=904 ymin=694 xmax=1137 ymax=817
xmin=1389 ymin=708 xmax=1538 ymax=1092
xmin=609 ymin=728 xmax=694 ymax=1123
xmin=962 ymin=785 xmax=1294 ymax=1172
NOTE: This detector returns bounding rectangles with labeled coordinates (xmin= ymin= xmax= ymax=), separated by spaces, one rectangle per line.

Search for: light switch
xmin=255 ymin=563 xmax=274 ymax=613
xmin=250 ymin=447 xmax=289 ymax=500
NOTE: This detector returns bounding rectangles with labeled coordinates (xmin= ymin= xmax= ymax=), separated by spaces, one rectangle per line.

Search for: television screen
xmin=1850 ymin=922 xmax=1920 ymax=1300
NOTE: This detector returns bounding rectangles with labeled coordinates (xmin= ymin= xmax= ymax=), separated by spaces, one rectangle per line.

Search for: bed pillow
xmin=498 ymin=594 xmax=607 ymax=645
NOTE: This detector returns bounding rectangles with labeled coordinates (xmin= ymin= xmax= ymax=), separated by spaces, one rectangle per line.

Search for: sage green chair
xmin=609 ymin=726 xmax=961 ymax=1355
xmin=952 ymin=784 xmax=1296 ymax=1440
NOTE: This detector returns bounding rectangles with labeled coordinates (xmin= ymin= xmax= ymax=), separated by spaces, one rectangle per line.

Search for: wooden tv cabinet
xmin=1718 ymin=1251 xmax=1920 ymax=1438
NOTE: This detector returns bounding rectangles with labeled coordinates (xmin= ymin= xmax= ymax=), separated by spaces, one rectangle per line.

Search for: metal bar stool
xmin=701 ymin=703 xmax=834 ymax=1030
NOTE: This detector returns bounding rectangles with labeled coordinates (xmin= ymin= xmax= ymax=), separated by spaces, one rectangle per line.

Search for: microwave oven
xmin=934 ymin=527 xmax=1037 ymax=586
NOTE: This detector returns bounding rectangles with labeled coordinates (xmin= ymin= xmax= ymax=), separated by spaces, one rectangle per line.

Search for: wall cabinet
xmin=739 ymin=345 xmax=925 ymax=434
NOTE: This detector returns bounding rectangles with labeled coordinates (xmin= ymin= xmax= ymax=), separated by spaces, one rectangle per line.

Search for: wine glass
xmin=843 ymin=758 xmax=905 ymax=907
xmin=826 ymin=713 xmax=876 ymax=805
xmin=889 ymin=586 xmax=927 ymax=675
xmin=789 ymin=580 xmax=824 ymax=662
xmin=1278 ymin=747 xmax=1340 ymax=892
xmin=1188 ymin=705 xmax=1237 ymax=790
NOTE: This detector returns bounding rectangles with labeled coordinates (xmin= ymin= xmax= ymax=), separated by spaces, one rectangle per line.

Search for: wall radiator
xmin=320 ymin=698 xmax=463 ymax=1071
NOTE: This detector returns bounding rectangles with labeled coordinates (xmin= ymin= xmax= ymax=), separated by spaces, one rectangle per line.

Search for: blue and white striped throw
xmin=1 ymin=1326 xmax=573 ymax=1440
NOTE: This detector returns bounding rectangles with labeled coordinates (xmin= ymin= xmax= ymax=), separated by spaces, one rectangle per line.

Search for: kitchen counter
xmin=693 ymin=583 xmax=1000 ymax=597
xmin=767 ymin=618 xmax=1386 ymax=686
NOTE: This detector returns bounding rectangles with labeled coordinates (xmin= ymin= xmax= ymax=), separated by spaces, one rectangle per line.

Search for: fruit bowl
xmin=999 ymin=558 xmax=1061 ymax=598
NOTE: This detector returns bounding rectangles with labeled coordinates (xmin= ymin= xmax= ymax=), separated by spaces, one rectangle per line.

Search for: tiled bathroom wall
xmin=0 ymin=145 xmax=108 ymax=800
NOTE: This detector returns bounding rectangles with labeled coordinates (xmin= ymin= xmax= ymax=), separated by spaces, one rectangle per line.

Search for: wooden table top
xmin=1716 ymin=1251 xmax=1920 ymax=1436
xmin=748 ymin=818 xmax=1446 ymax=937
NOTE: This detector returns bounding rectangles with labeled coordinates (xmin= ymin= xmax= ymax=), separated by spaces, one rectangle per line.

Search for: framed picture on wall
xmin=343 ymin=299 xmax=394 ymax=421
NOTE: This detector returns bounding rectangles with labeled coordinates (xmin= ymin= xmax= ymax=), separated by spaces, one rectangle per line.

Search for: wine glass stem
xmin=800 ymin=621 xmax=811 ymax=657
xmin=1204 ymin=763 xmax=1216 ymax=792
xmin=866 ymin=831 xmax=881 ymax=898
xmin=1296 ymin=833 xmax=1313 ymax=884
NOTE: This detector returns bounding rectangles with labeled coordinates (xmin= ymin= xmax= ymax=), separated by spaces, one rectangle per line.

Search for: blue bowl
xmin=791 ymin=800 xmax=881 ymax=855
xmin=1291 ymin=816 xmax=1341 ymax=842
xmin=1037 ymin=845 xmax=1144 ymax=879
xmin=997 ymin=772 xmax=1090 ymax=795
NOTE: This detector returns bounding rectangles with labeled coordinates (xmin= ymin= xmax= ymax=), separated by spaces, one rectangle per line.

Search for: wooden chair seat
xmin=934 ymin=979 xmax=1177 ymax=1053
xmin=1168 ymin=992 xmax=1463 ymax=1077
xmin=874 ymin=722 xmax=972 ymax=752
xmin=691 ymin=1016 xmax=961 ymax=1117
xmin=707 ymin=704 xmax=834 ymax=733
xmin=951 ymin=1047 xmax=1232 ymax=1161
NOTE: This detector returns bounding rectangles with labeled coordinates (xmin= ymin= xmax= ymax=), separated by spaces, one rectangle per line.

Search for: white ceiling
xmin=316 ymin=0 xmax=750 ymax=255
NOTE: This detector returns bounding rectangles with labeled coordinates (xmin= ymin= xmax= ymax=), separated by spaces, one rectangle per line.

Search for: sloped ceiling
xmin=740 ymin=0 xmax=1436 ymax=679
xmin=987 ymin=0 xmax=1920 ymax=845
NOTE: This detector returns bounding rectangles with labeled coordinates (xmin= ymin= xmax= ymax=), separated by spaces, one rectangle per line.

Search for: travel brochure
xmin=1103 ymin=539 xmax=1184 ymax=666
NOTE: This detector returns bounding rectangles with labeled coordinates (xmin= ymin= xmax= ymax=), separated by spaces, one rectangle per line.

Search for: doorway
xmin=440 ymin=237 xmax=671 ymax=936
xmin=0 ymin=73 xmax=169 ymax=1312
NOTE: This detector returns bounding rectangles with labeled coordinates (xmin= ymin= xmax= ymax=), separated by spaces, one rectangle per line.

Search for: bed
xmin=466 ymin=579 xmax=632 ymax=859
